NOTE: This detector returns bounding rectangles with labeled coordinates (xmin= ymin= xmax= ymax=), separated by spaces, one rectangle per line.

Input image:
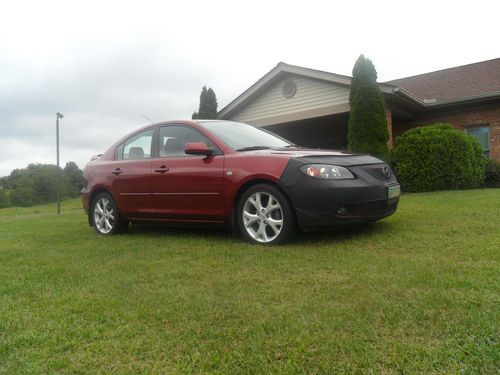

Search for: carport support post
xmin=386 ymin=109 xmax=393 ymax=149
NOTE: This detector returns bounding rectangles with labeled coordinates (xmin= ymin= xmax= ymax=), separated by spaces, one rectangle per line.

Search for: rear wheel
xmin=237 ymin=184 xmax=296 ymax=245
xmin=91 ymin=192 xmax=128 ymax=235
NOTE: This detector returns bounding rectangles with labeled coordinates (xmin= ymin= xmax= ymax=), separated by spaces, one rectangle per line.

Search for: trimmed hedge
xmin=484 ymin=159 xmax=500 ymax=188
xmin=392 ymin=124 xmax=486 ymax=192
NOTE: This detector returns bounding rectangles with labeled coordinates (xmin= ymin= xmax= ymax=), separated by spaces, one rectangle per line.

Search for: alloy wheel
xmin=242 ymin=191 xmax=283 ymax=243
xmin=93 ymin=197 xmax=115 ymax=234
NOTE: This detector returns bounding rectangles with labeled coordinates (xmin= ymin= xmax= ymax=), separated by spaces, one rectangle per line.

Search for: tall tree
xmin=63 ymin=161 xmax=84 ymax=192
xmin=347 ymin=55 xmax=389 ymax=160
xmin=192 ymin=86 xmax=218 ymax=119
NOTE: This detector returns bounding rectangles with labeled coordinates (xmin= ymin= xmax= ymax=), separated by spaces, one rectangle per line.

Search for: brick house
xmin=219 ymin=58 xmax=500 ymax=160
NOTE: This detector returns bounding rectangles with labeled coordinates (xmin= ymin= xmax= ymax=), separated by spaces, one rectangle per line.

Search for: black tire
xmin=91 ymin=192 xmax=129 ymax=235
xmin=237 ymin=184 xmax=296 ymax=245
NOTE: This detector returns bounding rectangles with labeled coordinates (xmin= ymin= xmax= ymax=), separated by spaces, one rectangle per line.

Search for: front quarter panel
xmin=223 ymin=154 xmax=291 ymax=221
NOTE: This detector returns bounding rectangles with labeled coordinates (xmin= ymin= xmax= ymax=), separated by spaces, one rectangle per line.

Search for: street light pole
xmin=56 ymin=112 xmax=64 ymax=215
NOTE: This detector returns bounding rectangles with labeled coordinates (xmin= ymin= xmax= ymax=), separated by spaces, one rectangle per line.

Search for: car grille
xmin=362 ymin=164 xmax=397 ymax=182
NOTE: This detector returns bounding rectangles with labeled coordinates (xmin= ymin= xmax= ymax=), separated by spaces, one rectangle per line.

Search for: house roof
xmin=219 ymin=62 xmax=409 ymax=119
xmin=384 ymin=58 xmax=500 ymax=103
xmin=219 ymin=58 xmax=500 ymax=119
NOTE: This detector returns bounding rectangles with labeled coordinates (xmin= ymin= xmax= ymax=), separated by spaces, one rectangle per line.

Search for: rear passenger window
xmin=122 ymin=129 xmax=154 ymax=160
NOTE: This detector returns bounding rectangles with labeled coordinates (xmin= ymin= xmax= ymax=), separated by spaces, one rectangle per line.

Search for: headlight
xmin=299 ymin=164 xmax=355 ymax=179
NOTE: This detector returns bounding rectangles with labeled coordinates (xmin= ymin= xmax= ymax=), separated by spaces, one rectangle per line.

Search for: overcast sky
xmin=1 ymin=0 xmax=499 ymax=176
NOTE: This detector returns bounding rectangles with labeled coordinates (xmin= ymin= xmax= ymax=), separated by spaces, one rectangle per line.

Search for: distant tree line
xmin=0 ymin=162 xmax=84 ymax=208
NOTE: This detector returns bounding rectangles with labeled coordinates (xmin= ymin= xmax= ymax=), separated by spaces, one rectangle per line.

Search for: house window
xmin=466 ymin=125 xmax=490 ymax=158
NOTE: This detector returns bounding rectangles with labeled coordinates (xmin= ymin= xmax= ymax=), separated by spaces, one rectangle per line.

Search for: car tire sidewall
xmin=237 ymin=184 xmax=296 ymax=245
xmin=91 ymin=192 xmax=128 ymax=235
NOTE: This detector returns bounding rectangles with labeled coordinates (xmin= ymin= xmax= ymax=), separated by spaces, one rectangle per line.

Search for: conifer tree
xmin=347 ymin=55 xmax=389 ymax=160
xmin=192 ymin=86 xmax=218 ymax=119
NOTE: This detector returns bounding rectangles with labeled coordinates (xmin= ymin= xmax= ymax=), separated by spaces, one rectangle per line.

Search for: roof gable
xmin=219 ymin=63 xmax=356 ymax=119
xmin=227 ymin=74 xmax=351 ymax=126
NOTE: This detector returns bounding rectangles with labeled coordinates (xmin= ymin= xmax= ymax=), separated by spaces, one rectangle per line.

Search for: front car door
xmin=152 ymin=125 xmax=224 ymax=222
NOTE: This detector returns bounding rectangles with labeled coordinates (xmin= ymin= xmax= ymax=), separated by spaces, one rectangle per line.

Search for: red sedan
xmin=82 ymin=120 xmax=400 ymax=244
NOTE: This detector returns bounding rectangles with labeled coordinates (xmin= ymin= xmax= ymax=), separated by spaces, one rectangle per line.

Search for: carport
xmin=264 ymin=113 xmax=349 ymax=150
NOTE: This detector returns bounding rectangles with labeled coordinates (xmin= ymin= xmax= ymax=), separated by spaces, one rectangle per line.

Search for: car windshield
xmin=198 ymin=121 xmax=293 ymax=150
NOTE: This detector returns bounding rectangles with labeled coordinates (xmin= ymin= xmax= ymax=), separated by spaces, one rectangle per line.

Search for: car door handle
xmin=154 ymin=166 xmax=169 ymax=173
xmin=111 ymin=168 xmax=123 ymax=175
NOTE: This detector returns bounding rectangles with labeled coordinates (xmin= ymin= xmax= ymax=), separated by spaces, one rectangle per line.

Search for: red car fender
xmin=222 ymin=154 xmax=292 ymax=222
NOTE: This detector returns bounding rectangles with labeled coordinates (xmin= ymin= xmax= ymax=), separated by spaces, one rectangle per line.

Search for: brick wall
xmin=393 ymin=102 xmax=500 ymax=160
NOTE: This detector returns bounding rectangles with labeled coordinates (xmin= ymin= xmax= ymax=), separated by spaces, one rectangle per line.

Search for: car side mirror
xmin=185 ymin=142 xmax=213 ymax=156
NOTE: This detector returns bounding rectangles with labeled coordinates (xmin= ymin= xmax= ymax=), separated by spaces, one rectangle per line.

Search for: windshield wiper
xmin=236 ymin=145 xmax=271 ymax=151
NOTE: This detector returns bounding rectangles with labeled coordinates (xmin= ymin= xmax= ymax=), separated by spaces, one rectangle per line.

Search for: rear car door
xmin=110 ymin=128 xmax=154 ymax=218
xmin=152 ymin=125 xmax=225 ymax=222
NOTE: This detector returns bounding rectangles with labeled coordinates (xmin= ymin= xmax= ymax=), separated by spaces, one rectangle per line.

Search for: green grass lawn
xmin=0 ymin=190 xmax=499 ymax=374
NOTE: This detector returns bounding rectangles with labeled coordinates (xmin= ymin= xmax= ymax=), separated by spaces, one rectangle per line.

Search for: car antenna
xmin=141 ymin=114 xmax=154 ymax=124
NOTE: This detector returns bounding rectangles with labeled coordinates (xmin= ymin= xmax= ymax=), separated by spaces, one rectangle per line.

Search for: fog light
xmin=336 ymin=207 xmax=347 ymax=215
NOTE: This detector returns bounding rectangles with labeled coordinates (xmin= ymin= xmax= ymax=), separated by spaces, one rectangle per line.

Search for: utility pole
xmin=56 ymin=112 xmax=64 ymax=214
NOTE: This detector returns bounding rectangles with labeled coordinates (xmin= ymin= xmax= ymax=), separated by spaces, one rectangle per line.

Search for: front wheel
xmin=91 ymin=192 xmax=128 ymax=235
xmin=237 ymin=184 xmax=296 ymax=245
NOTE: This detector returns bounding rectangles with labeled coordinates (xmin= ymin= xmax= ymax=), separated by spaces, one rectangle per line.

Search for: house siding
xmin=229 ymin=75 xmax=350 ymax=125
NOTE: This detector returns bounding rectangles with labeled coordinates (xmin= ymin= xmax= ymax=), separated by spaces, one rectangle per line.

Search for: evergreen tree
xmin=192 ymin=86 xmax=218 ymax=119
xmin=347 ymin=55 xmax=389 ymax=160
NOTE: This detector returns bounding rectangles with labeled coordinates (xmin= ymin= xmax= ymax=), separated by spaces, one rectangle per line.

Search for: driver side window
xmin=159 ymin=125 xmax=218 ymax=158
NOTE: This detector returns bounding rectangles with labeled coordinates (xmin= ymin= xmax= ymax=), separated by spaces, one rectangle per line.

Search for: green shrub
xmin=484 ymin=159 xmax=500 ymax=188
xmin=392 ymin=124 xmax=486 ymax=192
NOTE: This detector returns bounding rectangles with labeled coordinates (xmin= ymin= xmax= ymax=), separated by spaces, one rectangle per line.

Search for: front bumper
xmin=278 ymin=159 xmax=400 ymax=231
xmin=292 ymin=197 xmax=399 ymax=231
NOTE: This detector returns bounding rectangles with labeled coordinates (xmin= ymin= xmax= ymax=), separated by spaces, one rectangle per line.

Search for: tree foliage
xmin=347 ymin=55 xmax=389 ymax=160
xmin=0 ymin=162 xmax=84 ymax=208
xmin=63 ymin=161 xmax=84 ymax=195
xmin=0 ymin=189 xmax=10 ymax=208
xmin=391 ymin=124 xmax=486 ymax=192
xmin=192 ymin=86 xmax=218 ymax=119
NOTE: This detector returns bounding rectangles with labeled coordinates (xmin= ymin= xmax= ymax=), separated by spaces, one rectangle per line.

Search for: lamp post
xmin=56 ymin=112 xmax=64 ymax=214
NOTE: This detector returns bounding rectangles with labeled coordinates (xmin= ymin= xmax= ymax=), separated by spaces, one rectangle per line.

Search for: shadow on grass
xmin=124 ymin=220 xmax=394 ymax=246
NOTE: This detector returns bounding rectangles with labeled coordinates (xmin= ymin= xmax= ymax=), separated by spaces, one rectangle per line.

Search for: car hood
xmin=239 ymin=147 xmax=384 ymax=166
